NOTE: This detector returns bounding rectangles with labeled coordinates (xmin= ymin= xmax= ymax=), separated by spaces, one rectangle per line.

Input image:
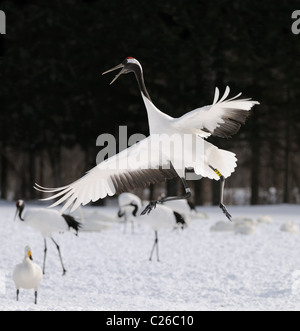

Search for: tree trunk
xmin=49 ymin=147 xmax=62 ymax=188
xmin=283 ymin=94 xmax=291 ymax=203
xmin=37 ymin=151 xmax=45 ymax=199
xmin=0 ymin=146 xmax=8 ymax=199
xmin=29 ymin=146 xmax=36 ymax=199
xmin=166 ymin=177 xmax=179 ymax=197
xmin=194 ymin=179 xmax=204 ymax=206
xmin=250 ymin=115 xmax=260 ymax=205
xmin=21 ymin=152 xmax=28 ymax=198
xmin=149 ymin=183 xmax=155 ymax=201
xmin=212 ymin=179 xmax=220 ymax=206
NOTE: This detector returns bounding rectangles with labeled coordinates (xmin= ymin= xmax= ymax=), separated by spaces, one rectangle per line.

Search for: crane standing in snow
xmin=36 ymin=58 xmax=259 ymax=221
xmin=117 ymin=192 xmax=143 ymax=234
xmin=14 ymin=200 xmax=81 ymax=275
xmin=118 ymin=201 xmax=186 ymax=261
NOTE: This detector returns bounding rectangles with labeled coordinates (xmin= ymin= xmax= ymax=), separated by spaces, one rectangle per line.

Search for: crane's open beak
xmin=102 ymin=63 xmax=125 ymax=85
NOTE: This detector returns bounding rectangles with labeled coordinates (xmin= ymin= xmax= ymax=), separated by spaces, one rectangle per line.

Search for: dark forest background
xmin=0 ymin=0 xmax=300 ymax=206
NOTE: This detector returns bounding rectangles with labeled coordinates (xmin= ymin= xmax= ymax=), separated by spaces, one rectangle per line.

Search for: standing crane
xmin=35 ymin=57 xmax=259 ymax=220
xmin=14 ymin=200 xmax=81 ymax=275
xmin=117 ymin=192 xmax=143 ymax=234
xmin=118 ymin=201 xmax=186 ymax=262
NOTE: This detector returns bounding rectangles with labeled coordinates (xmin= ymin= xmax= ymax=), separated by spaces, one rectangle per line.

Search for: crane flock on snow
xmin=9 ymin=57 xmax=259 ymax=304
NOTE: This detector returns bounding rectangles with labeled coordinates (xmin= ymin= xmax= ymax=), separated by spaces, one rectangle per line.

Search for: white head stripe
xmin=126 ymin=58 xmax=143 ymax=71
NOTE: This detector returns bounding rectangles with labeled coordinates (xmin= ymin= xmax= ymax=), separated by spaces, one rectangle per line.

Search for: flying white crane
xmin=13 ymin=245 xmax=43 ymax=304
xmin=14 ymin=200 xmax=81 ymax=275
xmin=35 ymin=57 xmax=259 ymax=220
xmin=118 ymin=201 xmax=186 ymax=261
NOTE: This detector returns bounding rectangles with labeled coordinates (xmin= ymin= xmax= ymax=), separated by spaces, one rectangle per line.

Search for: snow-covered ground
xmin=1 ymin=199 xmax=300 ymax=311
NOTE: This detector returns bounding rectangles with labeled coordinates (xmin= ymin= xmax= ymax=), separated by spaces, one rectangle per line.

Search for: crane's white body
xmin=131 ymin=202 xmax=187 ymax=261
xmin=119 ymin=202 xmax=185 ymax=231
xmin=118 ymin=200 xmax=186 ymax=261
xmin=13 ymin=247 xmax=43 ymax=292
xmin=21 ymin=208 xmax=71 ymax=238
xmin=162 ymin=199 xmax=208 ymax=221
xmin=137 ymin=204 xmax=183 ymax=231
xmin=141 ymin=91 xmax=242 ymax=180
xmin=15 ymin=200 xmax=80 ymax=275
xmin=36 ymin=58 xmax=259 ymax=215
xmin=118 ymin=192 xmax=142 ymax=208
xmin=118 ymin=192 xmax=143 ymax=233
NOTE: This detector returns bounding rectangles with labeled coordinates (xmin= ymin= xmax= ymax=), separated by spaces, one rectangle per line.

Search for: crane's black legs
xmin=130 ymin=219 xmax=135 ymax=234
xmin=43 ymin=238 xmax=66 ymax=275
xmin=118 ymin=209 xmax=128 ymax=234
xmin=43 ymin=239 xmax=47 ymax=275
xmin=16 ymin=289 xmax=38 ymax=304
xmin=123 ymin=215 xmax=128 ymax=234
xmin=51 ymin=237 xmax=67 ymax=276
xmin=141 ymin=177 xmax=191 ymax=215
xmin=141 ymin=169 xmax=231 ymax=221
xmin=209 ymin=165 xmax=232 ymax=221
xmin=149 ymin=231 xmax=159 ymax=262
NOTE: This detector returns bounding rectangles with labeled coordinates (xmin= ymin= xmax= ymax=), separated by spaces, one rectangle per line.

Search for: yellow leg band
xmin=214 ymin=169 xmax=222 ymax=178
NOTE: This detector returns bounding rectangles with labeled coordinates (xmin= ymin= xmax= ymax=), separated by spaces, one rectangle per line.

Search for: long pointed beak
xmin=102 ymin=63 xmax=125 ymax=85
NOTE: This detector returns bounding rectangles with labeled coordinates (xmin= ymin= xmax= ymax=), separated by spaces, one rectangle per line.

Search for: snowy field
xmin=1 ymin=199 xmax=300 ymax=311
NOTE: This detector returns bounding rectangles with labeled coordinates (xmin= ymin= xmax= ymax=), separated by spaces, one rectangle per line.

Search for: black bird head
xmin=102 ymin=57 xmax=142 ymax=85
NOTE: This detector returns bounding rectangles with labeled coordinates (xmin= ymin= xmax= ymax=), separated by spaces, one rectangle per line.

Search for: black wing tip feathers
xmin=173 ymin=211 xmax=186 ymax=228
xmin=62 ymin=214 xmax=82 ymax=234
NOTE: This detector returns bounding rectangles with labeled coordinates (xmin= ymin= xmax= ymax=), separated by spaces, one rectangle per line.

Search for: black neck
xmin=131 ymin=65 xmax=152 ymax=102
xmin=118 ymin=209 xmax=125 ymax=218
xmin=18 ymin=206 xmax=24 ymax=221
xmin=130 ymin=202 xmax=139 ymax=217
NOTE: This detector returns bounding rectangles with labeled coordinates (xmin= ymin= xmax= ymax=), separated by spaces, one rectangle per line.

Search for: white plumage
xmin=280 ymin=222 xmax=299 ymax=234
xmin=35 ymin=58 xmax=259 ymax=220
xmin=13 ymin=246 xmax=43 ymax=304
xmin=139 ymin=204 xmax=186 ymax=231
xmin=158 ymin=195 xmax=208 ymax=221
xmin=14 ymin=200 xmax=81 ymax=275
xmin=118 ymin=192 xmax=143 ymax=234
xmin=19 ymin=208 xmax=71 ymax=237
xmin=118 ymin=200 xmax=186 ymax=261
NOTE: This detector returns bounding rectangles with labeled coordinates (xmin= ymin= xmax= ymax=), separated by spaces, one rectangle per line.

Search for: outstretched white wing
xmin=174 ymin=86 xmax=259 ymax=138
xmin=35 ymin=136 xmax=177 ymax=213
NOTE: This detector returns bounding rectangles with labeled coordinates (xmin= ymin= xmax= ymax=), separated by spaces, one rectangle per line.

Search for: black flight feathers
xmin=173 ymin=211 xmax=186 ymax=229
